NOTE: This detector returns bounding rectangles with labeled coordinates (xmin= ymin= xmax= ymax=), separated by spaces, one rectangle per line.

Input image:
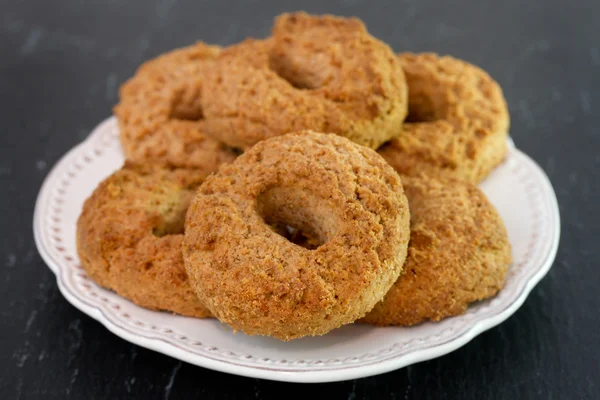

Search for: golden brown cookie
xmin=76 ymin=162 xmax=211 ymax=318
xmin=378 ymin=53 xmax=510 ymax=184
xmin=183 ymin=131 xmax=410 ymax=340
xmin=362 ymin=176 xmax=512 ymax=326
xmin=201 ymin=12 xmax=408 ymax=150
xmin=114 ymin=42 xmax=238 ymax=172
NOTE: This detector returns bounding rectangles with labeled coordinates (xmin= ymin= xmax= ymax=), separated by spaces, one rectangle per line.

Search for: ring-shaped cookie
xmin=362 ymin=176 xmax=512 ymax=326
xmin=114 ymin=42 xmax=237 ymax=172
xmin=76 ymin=162 xmax=211 ymax=317
xmin=183 ymin=131 xmax=410 ymax=340
xmin=378 ymin=53 xmax=510 ymax=183
xmin=201 ymin=12 xmax=408 ymax=150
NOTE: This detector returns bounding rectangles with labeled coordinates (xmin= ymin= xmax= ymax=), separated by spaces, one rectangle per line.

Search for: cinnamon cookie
xmin=115 ymin=42 xmax=237 ymax=172
xmin=183 ymin=131 xmax=410 ymax=340
xmin=201 ymin=13 xmax=408 ymax=149
xmin=378 ymin=53 xmax=510 ymax=183
xmin=362 ymin=176 xmax=512 ymax=326
xmin=76 ymin=162 xmax=211 ymax=317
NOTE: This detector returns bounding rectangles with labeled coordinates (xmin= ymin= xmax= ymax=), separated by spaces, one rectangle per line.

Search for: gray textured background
xmin=1 ymin=0 xmax=598 ymax=398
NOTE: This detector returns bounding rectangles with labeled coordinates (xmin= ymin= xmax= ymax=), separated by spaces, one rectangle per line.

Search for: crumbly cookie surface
xmin=114 ymin=42 xmax=237 ymax=172
xmin=201 ymin=12 xmax=408 ymax=150
xmin=378 ymin=53 xmax=510 ymax=183
xmin=76 ymin=162 xmax=211 ymax=317
xmin=362 ymin=176 xmax=512 ymax=326
xmin=183 ymin=131 xmax=410 ymax=340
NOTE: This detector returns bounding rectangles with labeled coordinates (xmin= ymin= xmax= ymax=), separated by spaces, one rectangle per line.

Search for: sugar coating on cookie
xmin=76 ymin=162 xmax=211 ymax=318
xmin=114 ymin=42 xmax=237 ymax=172
xmin=201 ymin=12 xmax=408 ymax=150
xmin=362 ymin=176 xmax=512 ymax=326
xmin=183 ymin=131 xmax=410 ymax=340
xmin=378 ymin=53 xmax=510 ymax=183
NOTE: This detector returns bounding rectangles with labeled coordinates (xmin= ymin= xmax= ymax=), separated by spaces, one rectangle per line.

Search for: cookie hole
xmin=268 ymin=51 xmax=328 ymax=90
xmin=405 ymin=112 xmax=435 ymax=123
xmin=268 ymin=223 xmax=322 ymax=250
xmin=151 ymin=193 xmax=190 ymax=237
xmin=169 ymin=86 xmax=204 ymax=121
xmin=410 ymin=231 xmax=434 ymax=249
xmin=404 ymin=92 xmax=443 ymax=123
xmin=256 ymin=186 xmax=337 ymax=250
xmin=170 ymin=106 xmax=204 ymax=121
xmin=152 ymin=221 xmax=184 ymax=237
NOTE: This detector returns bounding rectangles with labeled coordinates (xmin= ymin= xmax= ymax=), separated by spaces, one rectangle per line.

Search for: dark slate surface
xmin=1 ymin=0 xmax=598 ymax=398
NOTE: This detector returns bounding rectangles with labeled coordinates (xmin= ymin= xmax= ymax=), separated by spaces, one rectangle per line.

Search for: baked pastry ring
xmin=114 ymin=42 xmax=237 ymax=172
xmin=201 ymin=12 xmax=408 ymax=150
xmin=183 ymin=131 xmax=410 ymax=340
xmin=378 ymin=53 xmax=510 ymax=183
xmin=362 ymin=176 xmax=512 ymax=326
xmin=76 ymin=162 xmax=211 ymax=318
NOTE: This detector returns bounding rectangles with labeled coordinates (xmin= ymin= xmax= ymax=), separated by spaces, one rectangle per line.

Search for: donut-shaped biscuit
xmin=378 ymin=53 xmax=510 ymax=183
xmin=201 ymin=12 xmax=408 ymax=150
xmin=183 ymin=131 xmax=410 ymax=340
xmin=114 ymin=42 xmax=238 ymax=172
xmin=76 ymin=162 xmax=211 ymax=318
xmin=362 ymin=176 xmax=512 ymax=326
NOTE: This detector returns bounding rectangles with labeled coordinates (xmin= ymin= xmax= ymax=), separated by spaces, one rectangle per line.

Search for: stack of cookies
xmin=77 ymin=12 xmax=512 ymax=341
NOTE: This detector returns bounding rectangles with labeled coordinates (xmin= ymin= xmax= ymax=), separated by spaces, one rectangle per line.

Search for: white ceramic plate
xmin=33 ymin=117 xmax=560 ymax=383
